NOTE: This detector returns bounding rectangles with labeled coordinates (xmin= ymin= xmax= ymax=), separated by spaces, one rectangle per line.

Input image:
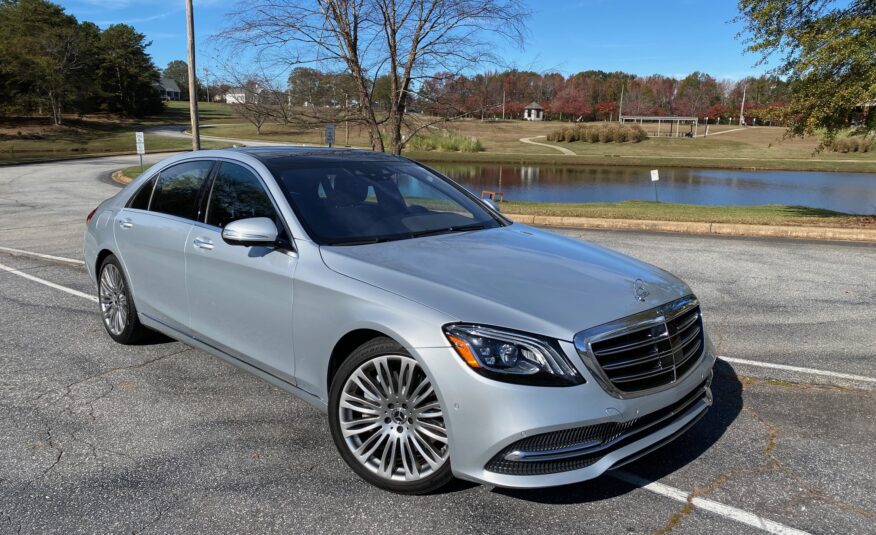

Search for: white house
xmin=524 ymin=101 xmax=544 ymax=121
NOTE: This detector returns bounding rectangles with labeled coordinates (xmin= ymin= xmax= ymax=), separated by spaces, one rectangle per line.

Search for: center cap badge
xmin=634 ymin=279 xmax=650 ymax=302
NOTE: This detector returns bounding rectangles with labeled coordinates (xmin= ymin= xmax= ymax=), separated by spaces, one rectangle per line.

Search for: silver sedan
xmin=84 ymin=147 xmax=716 ymax=494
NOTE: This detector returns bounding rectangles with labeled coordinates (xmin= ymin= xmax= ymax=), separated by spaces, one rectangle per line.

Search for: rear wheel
xmin=98 ymin=255 xmax=151 ymax=344
xmin=329 ymin=337 xmax=453 ymax=494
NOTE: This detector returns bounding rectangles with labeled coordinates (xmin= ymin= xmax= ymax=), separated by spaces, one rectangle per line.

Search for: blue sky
xmin=57 ymin=0 xmax=768 ymax=80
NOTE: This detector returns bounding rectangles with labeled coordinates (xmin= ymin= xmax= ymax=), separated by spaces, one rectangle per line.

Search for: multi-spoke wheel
xmin=329 ymin=338 xmax=453 ymax=494
xmin=100 ymin=263 xmax=128 ymax=336
xmin=97 ymin=255 xmax=151 ymax=344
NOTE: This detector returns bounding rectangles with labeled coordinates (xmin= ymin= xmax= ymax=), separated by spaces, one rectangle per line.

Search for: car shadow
xmin=492 ymin=359 xmax=743 ymax=504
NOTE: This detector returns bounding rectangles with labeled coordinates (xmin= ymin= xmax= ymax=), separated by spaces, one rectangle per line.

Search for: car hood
xmin=319 ymin=225 xmax=692 ymax=341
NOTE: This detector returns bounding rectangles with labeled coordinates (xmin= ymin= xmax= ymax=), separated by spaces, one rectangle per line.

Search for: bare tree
xmin=219 ymin=0 xmax=527 ymax=154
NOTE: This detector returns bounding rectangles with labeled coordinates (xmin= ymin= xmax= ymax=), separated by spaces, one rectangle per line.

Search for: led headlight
xmin=444 ymin=324 xmax=584 ymax=386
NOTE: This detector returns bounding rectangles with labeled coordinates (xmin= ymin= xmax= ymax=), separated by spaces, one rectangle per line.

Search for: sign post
xmin=325 ymin=123 xmax=336 ymax=148
xmin=650 ymin=169 xmax=660 ymax=202
xmin=135 ymin=132 xmax=145 ymax=172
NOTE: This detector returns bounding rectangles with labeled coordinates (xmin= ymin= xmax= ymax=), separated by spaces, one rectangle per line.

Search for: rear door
xmin=115 ymin=160 xmax=214 ymax=332
xmin=185 ymin=160 xmax=298 ymax=380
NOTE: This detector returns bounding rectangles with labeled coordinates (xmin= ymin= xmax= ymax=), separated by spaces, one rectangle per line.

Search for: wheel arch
xmin=95 ymin=248 xmax=115 ymax=276
xmin=327 ymin=328 xmax=398 ymax=392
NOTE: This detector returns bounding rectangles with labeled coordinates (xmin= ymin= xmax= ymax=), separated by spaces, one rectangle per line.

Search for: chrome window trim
xmin=573 ymin=295 xmax=700 ymax=399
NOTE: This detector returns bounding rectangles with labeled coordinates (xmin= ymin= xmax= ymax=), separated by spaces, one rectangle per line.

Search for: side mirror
xmin=482 ymin=198 xmax=501 ymax=212
xmin=221 ymin=217 xmax=279 ymax=246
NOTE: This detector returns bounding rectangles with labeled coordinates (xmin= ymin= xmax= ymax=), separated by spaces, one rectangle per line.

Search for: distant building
xmin=153 ymin=77 xmax=181 ymax=101
xmin=524 ymin=101 xmax=544 ymax=121
xmin=225 ymin=83 xmax=263 ymax=104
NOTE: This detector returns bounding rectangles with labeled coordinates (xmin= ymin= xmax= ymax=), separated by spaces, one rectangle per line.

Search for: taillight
xmin=86 ymin=207 xmax=98 ymax=223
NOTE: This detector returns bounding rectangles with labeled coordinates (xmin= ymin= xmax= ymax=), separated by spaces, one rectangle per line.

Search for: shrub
xmin=406 ymin=131 xmax=483 ymax=152
xmin=831 ymin=136 xmax=874 ymax=153
xmin=547 ymin=123 xmax=648 ymax=144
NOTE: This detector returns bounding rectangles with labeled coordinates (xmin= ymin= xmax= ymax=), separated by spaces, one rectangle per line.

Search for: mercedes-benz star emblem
xmin=634 ymin=279 xmax=650 ymax=302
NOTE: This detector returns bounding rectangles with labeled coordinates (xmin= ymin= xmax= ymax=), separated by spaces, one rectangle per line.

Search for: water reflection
xmin=431 ymin=164 xmax=876 ymax=215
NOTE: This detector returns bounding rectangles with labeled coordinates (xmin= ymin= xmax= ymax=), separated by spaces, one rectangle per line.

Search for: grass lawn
xmin=0 ymin=101 xmax=235 ymax=164
xmin=500 ymin=200 xmax=874 ymax=229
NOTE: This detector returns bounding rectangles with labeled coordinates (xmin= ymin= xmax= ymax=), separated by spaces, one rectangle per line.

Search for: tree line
xmin=0 ymin=0 xmax=163 ymax=124
xmin=414 ymin=70 xmax=789 ymax=123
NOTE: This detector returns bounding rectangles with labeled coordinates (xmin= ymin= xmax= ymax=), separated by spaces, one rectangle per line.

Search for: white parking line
xmin=719 ymin=356 xmax=876 ymax=384
xmin=612 ymin=471 xmax=811 ymax=535
xmin=0 ymin=245 xmax=85 ymax=266
xmin=0 ymin=261 xmax=97 ymax=302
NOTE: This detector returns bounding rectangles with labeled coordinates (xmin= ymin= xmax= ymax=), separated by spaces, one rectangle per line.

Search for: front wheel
xmin=329 ymin=338 xmax=453 ymax=494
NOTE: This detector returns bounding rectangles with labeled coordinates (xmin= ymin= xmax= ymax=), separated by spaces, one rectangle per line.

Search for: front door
xmin=185 ymin=161 xmax=297 ymax=380
xmin=115 ymin=160 xmax=213 ymax=332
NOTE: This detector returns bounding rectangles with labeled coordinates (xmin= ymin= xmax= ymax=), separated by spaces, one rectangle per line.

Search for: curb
xmin=505 ymin=214 xmax=876 ymax=243
xmin=111 ymin=169 xmax=133 ymax=185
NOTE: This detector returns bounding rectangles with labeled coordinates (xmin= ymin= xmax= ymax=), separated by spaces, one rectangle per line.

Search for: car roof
xmin=236 ymin=146 xmax=407 ymax=165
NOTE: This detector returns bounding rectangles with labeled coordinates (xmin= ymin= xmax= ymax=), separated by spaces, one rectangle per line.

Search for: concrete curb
xmin=111 ymin=170 xmax=133 ymax=185
xmin=505 ymin=214 xmax=876 ymax=243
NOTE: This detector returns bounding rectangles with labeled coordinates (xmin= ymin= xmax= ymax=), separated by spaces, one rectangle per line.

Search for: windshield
xmin=265 ymin=159 xmax=506 ymax=245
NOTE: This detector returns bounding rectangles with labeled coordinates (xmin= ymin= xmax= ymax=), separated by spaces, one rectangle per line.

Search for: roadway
xmin=0 ymin=155 xmax=874 ymax=534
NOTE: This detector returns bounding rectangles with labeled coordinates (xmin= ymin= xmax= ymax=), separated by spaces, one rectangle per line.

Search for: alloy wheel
xmin=99 ymin=263 xmax=128 ymax=336
xmin=338 ymin=355 xmax=448 ymax=482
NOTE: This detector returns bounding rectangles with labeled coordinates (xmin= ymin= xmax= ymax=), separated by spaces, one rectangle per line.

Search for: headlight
xmin=443 ymin=324 xmax=584 ymax=386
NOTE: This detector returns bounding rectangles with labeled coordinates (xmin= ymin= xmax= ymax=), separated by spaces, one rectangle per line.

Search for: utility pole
xmin=185 ymin=0 xmax=201 ymax=150
xmin=501 ymin=89 xmax=505 ymax=120
xmin=618 ymin=83 xmax=625 ymax=122
xmin=344 ymin=93 xmax=349 ymax=146
xmin=739 ymin=85 xmax=747 ymax=127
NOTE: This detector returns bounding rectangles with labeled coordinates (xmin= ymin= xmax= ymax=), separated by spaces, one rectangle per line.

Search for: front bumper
xmin=416 ymin=336 xmax=716 ymax=488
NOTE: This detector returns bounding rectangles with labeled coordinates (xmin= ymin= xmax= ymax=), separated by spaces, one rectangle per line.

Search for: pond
xmin=429 ymin=163 xmax=876 ymax=215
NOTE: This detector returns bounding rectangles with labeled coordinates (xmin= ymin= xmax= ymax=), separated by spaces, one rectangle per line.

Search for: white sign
xmin=324 ymin=123 xmax=336 ymax=146
xmin=650 ymin=169 xmax=660 ymax=182
xmin=135 ymin=132 xmax=145 ymax=155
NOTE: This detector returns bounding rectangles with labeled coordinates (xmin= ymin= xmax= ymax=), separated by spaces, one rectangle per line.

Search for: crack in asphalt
xmin=651 ymin=378 xmax=873 ymax=535
xmin=1 ymin=348 xmax=192 ymax=511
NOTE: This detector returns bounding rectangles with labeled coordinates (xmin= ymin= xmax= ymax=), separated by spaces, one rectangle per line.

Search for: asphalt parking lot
xmin=1 ymin=156 xmax=874 ymax=534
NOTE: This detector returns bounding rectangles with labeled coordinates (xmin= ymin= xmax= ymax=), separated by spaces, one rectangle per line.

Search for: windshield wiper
xmin=327 ymin=237 xmax=393 ymax=246
xmin=409 ymin=223 xmax=490 ymax=238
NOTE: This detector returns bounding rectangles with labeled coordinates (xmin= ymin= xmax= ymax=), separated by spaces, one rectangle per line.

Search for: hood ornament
xmin=634 ymin=279 xmax=650 ymax=302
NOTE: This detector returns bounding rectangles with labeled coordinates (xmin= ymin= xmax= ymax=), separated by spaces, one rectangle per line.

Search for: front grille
xmin=485 ymin=378 xmax=710 ymax=476
xmin=576 ymin=296 xmax=705 ymax=394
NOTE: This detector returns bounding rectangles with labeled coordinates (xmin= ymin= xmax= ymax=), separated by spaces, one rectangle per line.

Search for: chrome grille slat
xmin=673 ymin=310 xmax=700 ymax=333
xmin=592 ymin=331 xmax=670 ymax=357
xmin=611 ymin=367 xmax=675 ymax=384
xmin=600 ymin=346 xmax=675 ymax=371
xmin=574 ymin=296 xmax=706 ymax=396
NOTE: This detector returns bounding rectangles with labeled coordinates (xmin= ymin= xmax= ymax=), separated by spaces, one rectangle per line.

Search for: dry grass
xmin=501 ymin=200 xmax=876 ymax=228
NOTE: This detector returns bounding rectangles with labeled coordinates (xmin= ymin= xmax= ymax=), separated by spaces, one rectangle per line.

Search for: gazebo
xmin=523 ymin=101 xmax=544 ymax=121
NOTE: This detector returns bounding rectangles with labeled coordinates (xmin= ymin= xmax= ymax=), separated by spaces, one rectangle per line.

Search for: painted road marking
xmin=612 ymin=471 xmax=811 ymax=535
xmin=0 ymin=248 xmax=825 ymax=534
xmin=0 ymin=245 xmax=85 ymax=266
xmin=0 ymin=261 xmax=97 ymax=302
xmin=720 ymin=356 xmax=876 ymax=385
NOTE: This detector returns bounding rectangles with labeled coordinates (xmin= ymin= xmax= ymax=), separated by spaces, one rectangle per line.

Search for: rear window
xmin=150 ymin=161 xmax=213 ymax=220
xmin=128 ymin=176 xmax=156 ymax=210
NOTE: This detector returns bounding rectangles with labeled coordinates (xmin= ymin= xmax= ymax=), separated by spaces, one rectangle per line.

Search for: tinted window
xmin=150 ymin=161 xmax=213 ymax=220
xmin=266 ymin=160 xmax=503 ymax=245
xmin=206 ymin=163 xmax=277 ymax=228
xmin=128 ymin=176 xmax=156 ymax=209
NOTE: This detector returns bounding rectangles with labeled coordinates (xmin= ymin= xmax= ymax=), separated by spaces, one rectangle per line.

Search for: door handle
xmin=119 ymin=218 xmax=133 ymax=229
xmin=193 ymin=237 xmax=214 ymax=251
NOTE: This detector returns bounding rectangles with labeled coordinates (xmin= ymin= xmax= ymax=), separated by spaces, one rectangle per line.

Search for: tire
xmin=97 ymin=255 xmax=151 ymax=345
xmin=329 ymin=337 xmax=454 ymax=494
